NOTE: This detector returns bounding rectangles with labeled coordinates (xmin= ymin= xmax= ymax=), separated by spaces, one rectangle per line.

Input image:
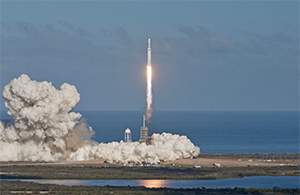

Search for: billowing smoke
xmin=70 ymin=133 xmax=200 ymax=164
xmin=0 ymin=74 xmax=94 ymax=161
xmin=0 ymin=75 xmax=200 ymax=163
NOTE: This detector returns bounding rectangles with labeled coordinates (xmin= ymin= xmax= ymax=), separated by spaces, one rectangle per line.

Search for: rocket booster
xmin=147 ymin=38 xmax=151 ymax=66
xmin=146 ymin=38 xmax=153 ymax=122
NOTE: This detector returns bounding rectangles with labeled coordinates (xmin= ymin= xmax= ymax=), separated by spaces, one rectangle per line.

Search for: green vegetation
xmin=198 ymin=153 xmax=300 ymax=161
xmin=1 ymin=180 xmax=299 ymax=195
xmin=1 ymin=165 xmax=299 ymax=180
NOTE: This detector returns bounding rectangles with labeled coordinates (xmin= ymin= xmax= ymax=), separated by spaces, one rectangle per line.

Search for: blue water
xmin=3 ymin=176 xmax=300 ymax=188
xmin=1 ymin=110 xmax=299 ymax=153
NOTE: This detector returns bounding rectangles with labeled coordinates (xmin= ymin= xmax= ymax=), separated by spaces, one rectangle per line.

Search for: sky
xmin=1 ymin=1 xmax=299 ymax=111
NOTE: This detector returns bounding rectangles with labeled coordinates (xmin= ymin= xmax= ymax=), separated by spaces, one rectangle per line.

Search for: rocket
xmin=147 ymin=38 xmax=151 ymax=66
xmin=145 ymin=38 xmax=152 ymax=123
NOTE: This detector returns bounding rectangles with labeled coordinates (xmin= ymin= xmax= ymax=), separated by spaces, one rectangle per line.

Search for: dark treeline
xmin=1 ymin=180 xmax=299 ymax=195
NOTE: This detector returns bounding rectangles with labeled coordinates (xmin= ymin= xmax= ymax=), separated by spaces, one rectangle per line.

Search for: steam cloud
xmin=0 ymin=75 xmax=200 ymax=163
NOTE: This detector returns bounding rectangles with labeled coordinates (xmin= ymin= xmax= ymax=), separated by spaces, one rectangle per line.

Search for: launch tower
xmin=139 ymin=115 xmax=148 ymax=143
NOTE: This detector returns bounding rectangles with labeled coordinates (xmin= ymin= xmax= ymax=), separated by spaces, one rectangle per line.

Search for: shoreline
xmin=0 ymin=180 xmax=299 ymax=195
xmin=1 ymin=154 xmax=299 ymax=194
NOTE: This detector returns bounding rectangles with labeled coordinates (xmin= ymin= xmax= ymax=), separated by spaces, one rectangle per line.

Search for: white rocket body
xmin=146 ymin=38 xmax=152 ymax=122
xmin=147 ymin=38 xmax=151 ymax=66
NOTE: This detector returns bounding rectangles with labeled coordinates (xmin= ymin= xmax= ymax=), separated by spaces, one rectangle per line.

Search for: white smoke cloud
xmin=0 ymin=74 xmax=200 ymax=163
xmin=70 ymin=132 xmax=200 ymax=164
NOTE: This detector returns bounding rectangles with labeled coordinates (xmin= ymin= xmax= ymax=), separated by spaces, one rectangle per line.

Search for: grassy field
xmin=1 ymin=153 xmax=299 ymax=180
xmin=198 ymin=153 xmax=299 ymax=160
xmin=1 ymin=164 xmax=299 ymax=180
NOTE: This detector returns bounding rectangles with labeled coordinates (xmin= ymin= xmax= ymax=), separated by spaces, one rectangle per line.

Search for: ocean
xmin=1 ymin=110 xmax=299 ymax=154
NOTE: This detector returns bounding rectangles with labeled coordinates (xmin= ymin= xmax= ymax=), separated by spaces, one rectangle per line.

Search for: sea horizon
xmin=1 ymin=110 xmax=299 ymax=154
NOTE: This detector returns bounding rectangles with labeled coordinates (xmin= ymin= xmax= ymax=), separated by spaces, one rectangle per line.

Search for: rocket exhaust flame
xmin=146 ymin=65 xmax=152 ymax=122
xmin=146 ymin=38 xmax=153 ymax=122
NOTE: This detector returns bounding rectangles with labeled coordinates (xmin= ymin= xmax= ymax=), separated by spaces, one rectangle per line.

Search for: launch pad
xmin=139 ymin=115 xmax=153 ymax=145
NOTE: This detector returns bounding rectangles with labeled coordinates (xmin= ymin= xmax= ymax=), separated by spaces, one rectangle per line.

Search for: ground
xmin=43 ymin=153 xmax=300 ymax=167
xmin=1 ymin=154 xmax=299 ymax=194
xmin=1 ymin=154 xmax=299 ymax=180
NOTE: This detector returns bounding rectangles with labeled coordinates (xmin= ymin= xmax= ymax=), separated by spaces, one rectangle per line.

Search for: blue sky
xmin=1 ymin=1 xmax=299 ymax=111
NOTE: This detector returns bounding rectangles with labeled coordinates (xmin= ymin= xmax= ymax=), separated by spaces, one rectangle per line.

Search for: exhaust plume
xmin=0 ymin=74 xmax=93 ymax=161
xmin=0 ymin=75 xmax=200 ymax=163
xmin=146 ymin=64 xmax=153 ymax=122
